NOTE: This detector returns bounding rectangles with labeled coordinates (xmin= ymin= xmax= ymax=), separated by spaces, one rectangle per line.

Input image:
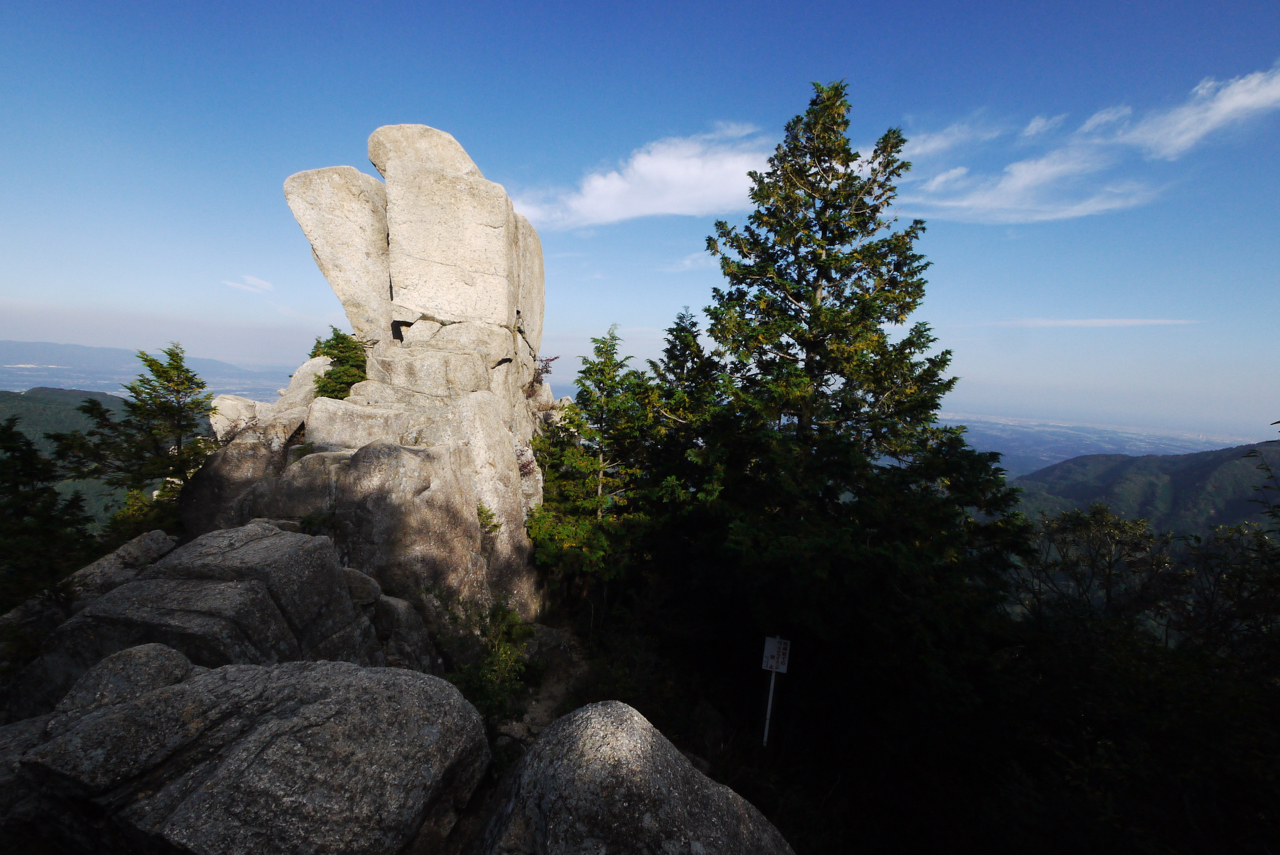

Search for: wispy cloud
xmin=660 ymin=251 xmax=719 ymax=273
xmin=1022 ymin=114 xmax=1067 ymax=137
xmin=904 ymin=146 xmax=1159 ymax=223
xmin=992 ymin=318 xmax=1197 ymax=328
xmin=223 ymin=275 xmax=274 ymax=294
xmin=514 ymin=124 xmax=770 ymax=229
xmin=903 ymin=121 xmax=1002 ymax=156
xmin=921 ymin=166 xmax=969 ymax=192
xmin=903 ymin=60 xmax=1280 ymax=223
xmin=1078 ymin=106 xmax=1132 ymax=134
xmin=1120 ymin=62 xmax=1280 ymax=158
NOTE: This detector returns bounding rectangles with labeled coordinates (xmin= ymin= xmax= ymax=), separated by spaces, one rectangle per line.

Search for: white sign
xmin=762 ymin=637 xmax=790 ymax=673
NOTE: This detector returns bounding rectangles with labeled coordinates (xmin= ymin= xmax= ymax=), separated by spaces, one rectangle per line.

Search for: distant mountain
xmin=944 ymin=412 xmax=1252 ymax=478
xmin=0 ymin=387 xmax=130 ymax=523
xmin=0 ymin=340 xmax=295 ymax=401
xmin=1012 ymin=442 xmax=1279 ymax=536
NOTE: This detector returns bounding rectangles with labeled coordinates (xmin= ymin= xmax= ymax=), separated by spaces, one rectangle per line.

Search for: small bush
xmin=310 ymin=328 xmax=367 ymax=400
xmin=444 ymin=596 xmax=536 ymax=728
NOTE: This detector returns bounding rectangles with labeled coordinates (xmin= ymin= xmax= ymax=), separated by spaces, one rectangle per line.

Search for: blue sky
xmin=1 ymin=1 xmax=1277 ymax=438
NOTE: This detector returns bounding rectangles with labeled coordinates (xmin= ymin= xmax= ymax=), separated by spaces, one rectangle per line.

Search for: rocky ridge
xmin=0 ymin=528 xmax=794 ymax=854
xmin=182 ymin=125 xmax=554 ymax=620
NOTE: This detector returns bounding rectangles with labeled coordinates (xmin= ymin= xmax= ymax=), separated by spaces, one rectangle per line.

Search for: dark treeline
xmin=528 ymin=83 xmax=1280 ymax=854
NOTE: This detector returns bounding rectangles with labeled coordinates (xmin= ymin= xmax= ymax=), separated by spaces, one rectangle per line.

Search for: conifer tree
xmin=51 ymin=343 xmax=216 ymax=493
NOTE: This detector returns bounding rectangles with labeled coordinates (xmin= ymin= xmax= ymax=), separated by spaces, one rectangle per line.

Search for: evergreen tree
xmin=310 ymin=327 xmax=367 ymax=399
xmin=529 ymin=328 xmax=653 ymax=590
xmin=0 ymin=416 xmax=93 ymax=610
xmin=51 ymin=343 xmax=216 ymax=493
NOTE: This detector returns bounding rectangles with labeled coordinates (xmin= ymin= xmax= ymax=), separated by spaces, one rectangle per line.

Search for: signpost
xmin=761 ymin=637 xmax=790 ymax=747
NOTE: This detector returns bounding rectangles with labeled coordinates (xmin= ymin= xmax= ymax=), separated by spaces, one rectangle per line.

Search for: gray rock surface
xmin=483 ymin=701 xmax=795 ymax=855
xmin=285 ymin=166 xmax=392 ymax=342
xmin=369 ymin=124 xmax=519 ymax=329
xmin=63 ymin=529 xmax=178 ymax=612
xmin=188 ymin=124 xmax=551 ymax=620
xmin=233 ymin=440 xmax=537 ymax=616
xmin=15 ymin=657 xmax=489 ymax=855
xmin=2 ymin=525 xmax=396 ymax=722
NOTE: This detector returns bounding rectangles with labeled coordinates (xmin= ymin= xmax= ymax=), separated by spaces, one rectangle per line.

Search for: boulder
xmin=482 ymin=701 xmax=795 ymax=855
xmin=143 ymin=523 xmax=379 ymax=663
xmin=285 ymin=167 xmax=392 ymax=342
xmin=209 ymin=394 xmax=260 ymax=441
xmin=181 ymin=421 xmax=302 ymax=537
xmin=2 ymin=525 xmax=388 ymax=722
xmin=44 ymin=643 xmax=196 ymax=739
xmin=63 ymin=529 xmax=178 ymax=612
xmin=368 ymin=124 xmax=519 ymax=330
xmin=269 ymin=354 xmax=333 ymax=413
xmin=16 ymin=657 xmax=489 ymax=855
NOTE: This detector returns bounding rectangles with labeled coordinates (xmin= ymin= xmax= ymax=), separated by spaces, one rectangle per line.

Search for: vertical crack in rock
xmin=185 ymin=124 xmax=555 ymax=621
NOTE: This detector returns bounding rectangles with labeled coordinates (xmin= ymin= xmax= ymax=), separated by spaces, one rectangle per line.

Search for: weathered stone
xmin=514 ymin=212 xmax=545 ymax=353
xmin=373 ymin=595 xmax=438 ymax=673
xmin=45 ymin=643 xmax=194 ymax=739
xmin=181 ymin=420 xmax=301 ymax=537
xmin=4 ymin=577 xmax=299 ymax=721
xmin=143 ymin=524 xmax=380 ymax=665
xmin=209 ymin=394 xmax=260 ymax=441
xmin=21 ymin=660 xmax=489 ymax=855
xmin=285 ymin=166 xmax=392 ymax=342
xmin=306 ymin=396 xmax=453 ymax=449
xmin=483 ymin=701 xmax=795 ymax=855
xmin=63 ymin=529 xmax=178 ymax=612
xmin=369 ymin=124 xmax=520 ymax=329
xmin=270 ymin=354 xmax=333 ymax=414
xmin=342 ymin=567 xmax=382 ymax=606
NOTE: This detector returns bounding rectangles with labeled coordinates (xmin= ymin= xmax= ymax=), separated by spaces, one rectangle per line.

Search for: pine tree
xmin=51 ymin=343 xmax=216 ymax=493
xmin=310 ymin=327 xmax=368 ymax=400
xmin=0 ymin=416 xmax=93 ymax=610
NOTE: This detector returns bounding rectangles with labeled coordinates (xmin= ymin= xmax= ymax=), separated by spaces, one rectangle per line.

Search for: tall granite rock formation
xmin=182 ymin=126 xmax=553 ymax=618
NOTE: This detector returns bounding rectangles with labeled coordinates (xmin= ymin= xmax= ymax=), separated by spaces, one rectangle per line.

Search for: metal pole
xmin=763 ymin=669 xmax=777 ymax=747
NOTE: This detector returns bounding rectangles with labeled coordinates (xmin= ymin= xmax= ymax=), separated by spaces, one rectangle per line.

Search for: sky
xmin=1 ymin=0 xmax=1277 ymax=439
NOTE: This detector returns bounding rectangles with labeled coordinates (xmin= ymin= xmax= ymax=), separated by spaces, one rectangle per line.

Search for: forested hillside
xmin=1014 ymin=441 xmax=1278 ymax=535
xmin=0 ymin=387 xmax=127 ymax=522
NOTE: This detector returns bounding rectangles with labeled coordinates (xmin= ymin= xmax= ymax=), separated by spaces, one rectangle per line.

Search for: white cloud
xmin=1121 ymin=62 xmax=1280 ymax=158
xmin=514 ymin=126 xmax=770 ymax=229
xmin=903 ymin=146 xmax=1159 ymax=223
xmin=660 ymin=251 xmax=719 ymax=273
xmin=902 ymin=60 xmax=1280 ymax=223
xmin=993 ymin=318 xmax=1197 ymax=328
xmin=903 ymin=122 xmax=1002 ymax=156
xmin=223 ymin=275 xmax=274 ymax=294
xmin=242 ymin=275 xmax=274 ymax=291
xmin=1022 ymin=114 xmax=1067 ymax=137
xmin=921 ymin=166 xmax=969 ymax=192
xmin=1079 ymin=106 xmax=1132 ymax=133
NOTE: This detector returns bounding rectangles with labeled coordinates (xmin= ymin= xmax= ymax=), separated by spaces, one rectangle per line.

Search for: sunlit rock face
xmin=184 ymin=126 xmax=553 ymax=619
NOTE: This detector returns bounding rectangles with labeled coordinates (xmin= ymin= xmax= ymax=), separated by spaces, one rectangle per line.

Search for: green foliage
xmin=527 ymin=84 xmax=1280 ymax=854
xmin=528 ymin=328 xmax=654 ymax=588
xmin=477 ymin=502 xmax=501 ymax=534
xmin=0 ymin=388 xmax=129 ymax=525
xmin=0 ymin=416 xmax=93 ymax=611
xmin=1015 ymin=441 xmax=1280 ymax=537
xmin=309 ymin=327 xmax=367 ymax=399
xmin=104 ymin=488 xmax=181 ymax=545
xmin=49 ymin=343 xmax=216 ymax=494
xmin=443 ymin=596 xmax=536 ymax=728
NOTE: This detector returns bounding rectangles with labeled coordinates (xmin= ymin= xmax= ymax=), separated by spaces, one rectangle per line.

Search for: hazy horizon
xmin=2 ymin=2 xmax=1277 ymax=439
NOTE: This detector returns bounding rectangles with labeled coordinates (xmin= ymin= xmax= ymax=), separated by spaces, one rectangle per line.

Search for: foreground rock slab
xmin=12 ymin=651 xmax=489 ymax=855
xmin=482 ymin=701 xmax=795 ymax=855
xmin=2 ymin=525 xmax=422 ymax=723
